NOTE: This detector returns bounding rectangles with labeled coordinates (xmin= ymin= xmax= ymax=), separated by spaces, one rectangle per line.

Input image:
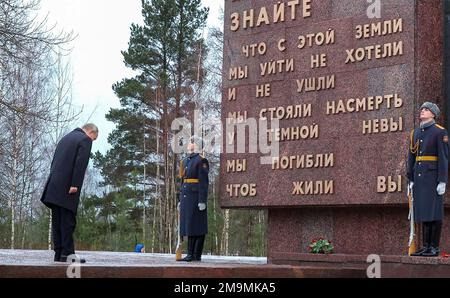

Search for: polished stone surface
xmin=267 ymin=207 xmax=450 ymax=256
xmin=220 ymin=0 xmax=447 ymax=265
xmin=221 ymin=0 xmax=445 ymax=208
xmin=270 ymin=252 xmax=450 ymax=278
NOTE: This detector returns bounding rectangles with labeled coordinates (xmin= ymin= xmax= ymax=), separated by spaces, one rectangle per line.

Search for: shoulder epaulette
xmin=435 ymin=124 xmax=446 ymax=130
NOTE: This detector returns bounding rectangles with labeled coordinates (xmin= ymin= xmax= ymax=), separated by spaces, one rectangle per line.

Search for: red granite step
xmin=0 ymin=250 xmax=365 ymax=278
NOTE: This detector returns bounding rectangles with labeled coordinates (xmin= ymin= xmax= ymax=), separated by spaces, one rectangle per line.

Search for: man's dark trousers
xmin=51 ymin=205 xmax=76 ymax=259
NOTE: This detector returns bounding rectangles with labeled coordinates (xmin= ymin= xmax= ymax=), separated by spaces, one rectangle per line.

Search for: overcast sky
xmin=39 ymin=0 xmax=223 ymax=154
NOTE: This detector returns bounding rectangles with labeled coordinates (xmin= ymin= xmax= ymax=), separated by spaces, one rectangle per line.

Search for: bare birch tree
xmin=0 ymin=0 xmax=77 ymax=249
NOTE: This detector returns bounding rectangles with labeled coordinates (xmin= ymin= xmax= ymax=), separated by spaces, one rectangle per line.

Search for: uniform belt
xmin=416 ymin=156 xmax=438 ymax=162
xmin=183 ymin=179 xmax=199 ymax=184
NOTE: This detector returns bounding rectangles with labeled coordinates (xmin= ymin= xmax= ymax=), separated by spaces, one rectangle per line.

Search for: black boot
xmin=60 ymin=255 xmax=86 ymax=263
xmin=411 ymin=222 xmax=431 ymax=257
xmin=423 ymin=221 xmax=442 ymax=257
xmin=193 ymin=235 xmax=205 ymax=262
xmin=179 ymin=236 xmax=195 ymax=262
xmin=54 ymin=250 xmax=62 ymax=262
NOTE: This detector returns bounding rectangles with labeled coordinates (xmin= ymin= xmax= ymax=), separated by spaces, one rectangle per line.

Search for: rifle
xmin=407 ymin=182 xmax=417 ymax=256
xmin=175 ymin=207 xmax=182 ymax=261
xmin=175 ymin=159 xmax=184 ymax=261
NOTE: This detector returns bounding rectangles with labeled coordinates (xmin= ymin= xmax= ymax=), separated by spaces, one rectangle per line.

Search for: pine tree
xmin=94 ymin=0 xmax=208 ymax=253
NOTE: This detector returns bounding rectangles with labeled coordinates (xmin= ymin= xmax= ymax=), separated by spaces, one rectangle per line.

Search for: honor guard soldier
xmin=177 ymin=136 xmax=209 ymax=262
xmin=407 ymin=102 xmax=448 ymax=257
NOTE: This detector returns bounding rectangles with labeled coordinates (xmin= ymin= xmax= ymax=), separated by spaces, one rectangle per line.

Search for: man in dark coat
xmin=177 ymin=136 xmax=209 ymax=262
xmin=407 ymin=102 xmax=448 ymax=257
xmin=41 ymin=124 xmax=98 ymax=263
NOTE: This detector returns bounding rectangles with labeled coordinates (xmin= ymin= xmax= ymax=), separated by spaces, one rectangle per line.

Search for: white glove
xmin=437 ymin=182 xmax=446 ymax=196
xmin=198 ymin=203 xmax=206 ymax=211
xmin=177 ymin=202 xmax=180 ymax=211
xmin=409 ymin=181 xmax=414 ymax=189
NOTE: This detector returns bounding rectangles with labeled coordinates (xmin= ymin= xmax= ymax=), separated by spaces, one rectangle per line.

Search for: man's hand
xmin=198 ymin=203 xmax=206 ymax=211
xmin=437 ymin=183 xmax=446 ymax=196
xmin=69 ymin=187 xmax=78 ymax=194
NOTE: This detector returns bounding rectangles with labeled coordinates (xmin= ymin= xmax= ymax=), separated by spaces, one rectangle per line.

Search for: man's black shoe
xmin=60 ymin=255 xmax=86 ymax=263
xmin=192 ymin=255 xmax=202 ymax=262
